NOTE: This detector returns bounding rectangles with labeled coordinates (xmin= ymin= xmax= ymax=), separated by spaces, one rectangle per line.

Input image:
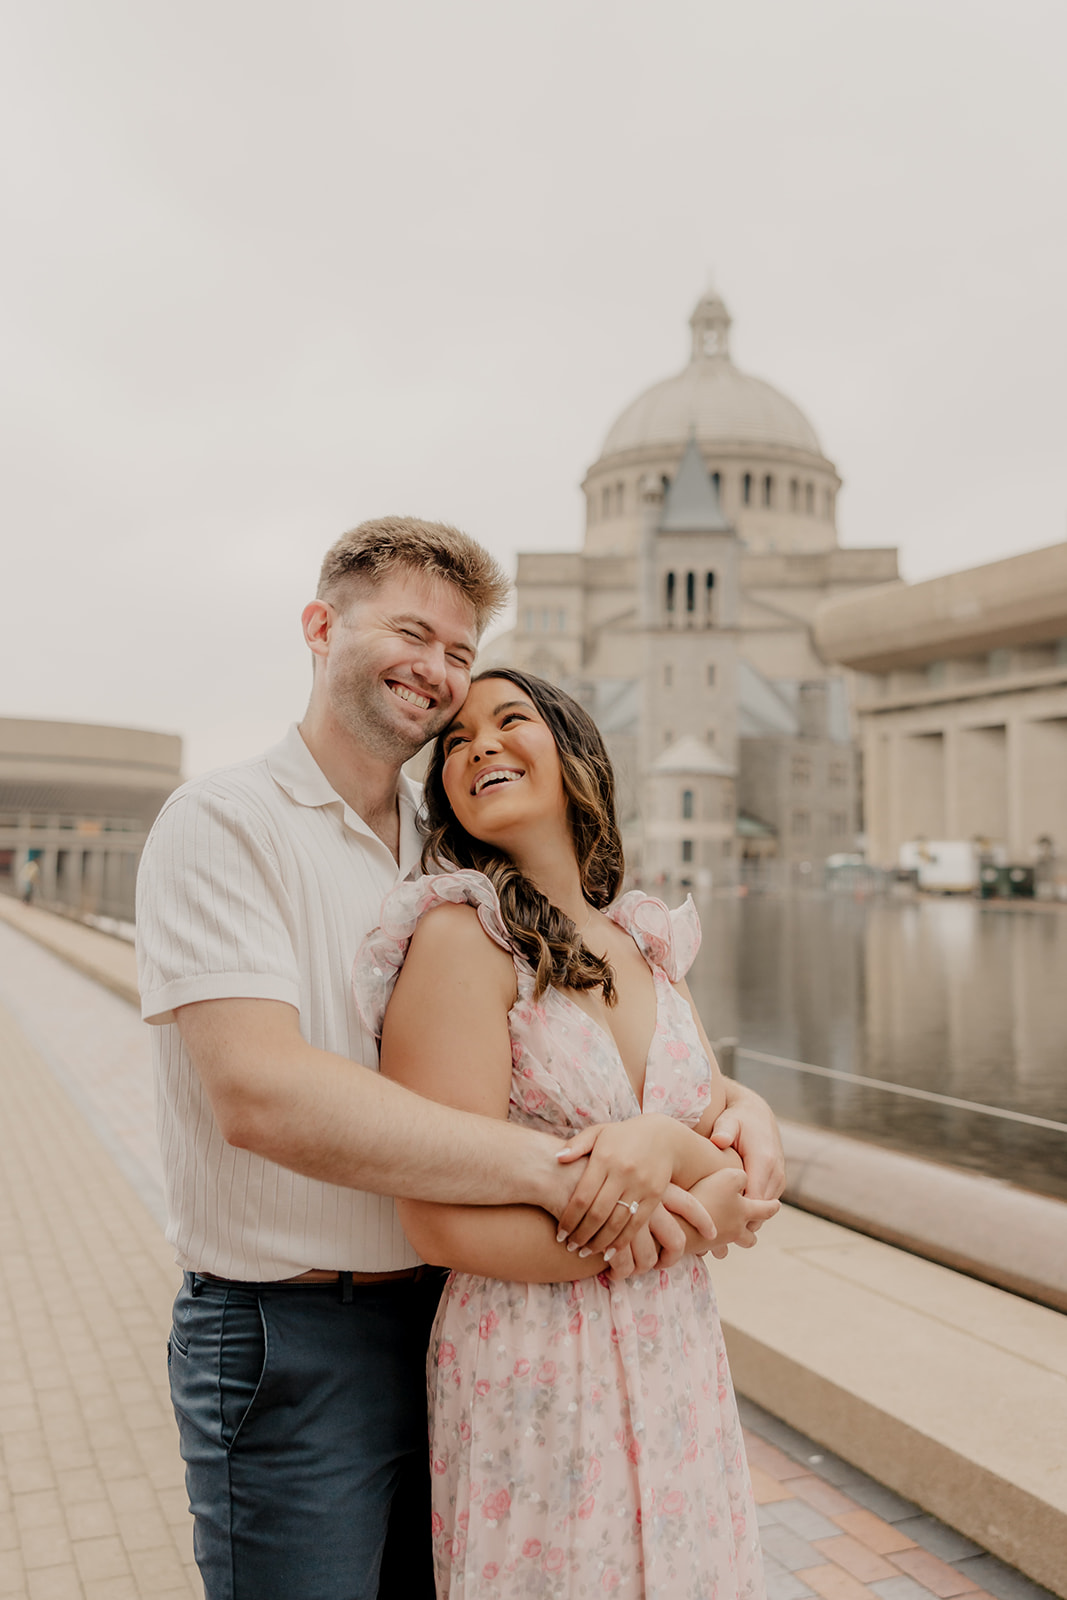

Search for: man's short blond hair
xmin=317 ymin=516 xmax=510 ymax=635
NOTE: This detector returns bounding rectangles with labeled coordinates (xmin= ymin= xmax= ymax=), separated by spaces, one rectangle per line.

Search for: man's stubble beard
xmin=332 ymin=675 xmax=452 ymax=767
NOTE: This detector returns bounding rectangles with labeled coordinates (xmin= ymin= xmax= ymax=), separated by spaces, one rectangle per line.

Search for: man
xmin=137 ymin=517 xmax=783 ymax=1600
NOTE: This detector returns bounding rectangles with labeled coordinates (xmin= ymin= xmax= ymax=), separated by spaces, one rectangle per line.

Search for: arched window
xmin=601 ymin=486 xmax=611 ymax=517
xmin=742 ymin=472 xmax=752 ymax=505
xmin=686 ymin=572 xmax=696 ymax=613
xmin=790 ymin=478 xmax=800 ymax=511
xmin=523 ymin=609 xmax=535 ymax=633
xmin=823 ymin=488 xmax=833 ymax=519
xmin=805 ymin=482 xmax=814 ymax=513
xmin=556 ymin=609 xmax=566 ymax=632
xmin=681 ymin=839 xmax=694 ymax=863
xmin=763 ymin=474 xmax=774 ymax=508
xmin=616 ymin=482 xmax=625 ymax=515
xmin=663 ymin=663 xmax=673 ymax=687
xmin=706 ymin=664 xmax=716 ymax=686
xmin=682 ymin=789 xmax=694 ymax=820
xmin=705 ymin=571 xmax=716 ymax=625
xmin=665 ymin=571 xmax=676 ymax=615
xmin=711 ymin=471 xmax=721 ymax=498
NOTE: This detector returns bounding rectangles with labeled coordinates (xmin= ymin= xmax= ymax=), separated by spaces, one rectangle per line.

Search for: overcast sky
xmin=2 ymin=0 xmax=1064 ymax=776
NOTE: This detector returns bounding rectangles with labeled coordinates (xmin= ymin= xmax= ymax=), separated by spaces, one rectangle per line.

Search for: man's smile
xmin=387 ymin=680 xmax=435 ymax=710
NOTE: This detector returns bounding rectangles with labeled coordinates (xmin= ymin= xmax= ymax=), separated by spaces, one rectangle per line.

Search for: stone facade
xmin=814 ymin=543 xmax=1067 ymax=870
xmin=489 ymin=290 xmax=899 ymax=880
xmin=0 ymin=717 xmax=183 ymax=920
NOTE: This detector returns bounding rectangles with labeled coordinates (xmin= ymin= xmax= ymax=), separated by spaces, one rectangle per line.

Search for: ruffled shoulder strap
xmin=607 ymin=891 xmax=701 ymax=982
xmin=353 ymin=869 xmax=514 ymax=1038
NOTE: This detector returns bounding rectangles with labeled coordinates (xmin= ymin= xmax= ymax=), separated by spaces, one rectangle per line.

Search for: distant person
xmin=135 ymin=517 xmax=784 ymax=1600
xmin=356 ymin=668 xmax=777 ymax=1599
xmin=18 ymin=857 xmax=40 ymax=904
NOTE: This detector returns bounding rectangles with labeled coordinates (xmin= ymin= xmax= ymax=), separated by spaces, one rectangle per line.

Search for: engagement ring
xmin=613 ymin=1199 xmax=639 ymax=1216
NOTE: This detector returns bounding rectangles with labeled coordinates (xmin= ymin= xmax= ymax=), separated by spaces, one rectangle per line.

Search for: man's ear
xmin=301 ymin=600 xmax=333 ymax=661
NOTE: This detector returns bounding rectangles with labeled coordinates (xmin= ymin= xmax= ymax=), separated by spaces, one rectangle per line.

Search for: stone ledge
xmin=714 ymin=1205 xmax=1067 ymax=1597
xmin=779 ymin=1118 xmax=1067 ymax=1312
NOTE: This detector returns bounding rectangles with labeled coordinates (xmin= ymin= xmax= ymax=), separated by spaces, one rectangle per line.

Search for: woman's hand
xmin=555 ymin=1115 xmax=715 ymax=1257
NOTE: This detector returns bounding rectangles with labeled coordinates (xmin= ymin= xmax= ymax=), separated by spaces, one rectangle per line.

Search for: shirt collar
xmin=266 ymin=724 xmax=424 ymax=876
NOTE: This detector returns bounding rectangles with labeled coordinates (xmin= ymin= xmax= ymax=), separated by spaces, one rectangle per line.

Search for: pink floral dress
xmin=355 ymin=871 xmax=764 ymax=1600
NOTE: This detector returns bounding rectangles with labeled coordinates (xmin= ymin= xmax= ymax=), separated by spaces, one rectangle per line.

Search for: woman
xmin=355 ymin=669 xmax=774 ymax=1600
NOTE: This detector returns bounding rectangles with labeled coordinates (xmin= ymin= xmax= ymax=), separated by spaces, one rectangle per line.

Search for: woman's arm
xmin=380 ymin=902 xmax=636 ymax=1282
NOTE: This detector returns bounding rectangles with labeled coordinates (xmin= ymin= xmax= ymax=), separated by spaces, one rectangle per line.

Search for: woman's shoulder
xmin=353 ymin=870 xmax=514 ymax=1037
xmin=607 ymin=890 xmax=702 ymax=981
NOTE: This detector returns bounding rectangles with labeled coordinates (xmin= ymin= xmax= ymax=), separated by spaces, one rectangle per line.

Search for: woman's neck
xmin=508 ymin=839 xmax=588 ymax=925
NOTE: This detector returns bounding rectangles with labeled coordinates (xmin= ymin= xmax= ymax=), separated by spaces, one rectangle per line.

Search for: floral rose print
xmin=353 ymin=873 xmax=764 ymax=1600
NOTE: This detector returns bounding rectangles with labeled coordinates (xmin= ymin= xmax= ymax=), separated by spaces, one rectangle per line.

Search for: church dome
xmin=599 ymin=291 xmax=822 ymax=459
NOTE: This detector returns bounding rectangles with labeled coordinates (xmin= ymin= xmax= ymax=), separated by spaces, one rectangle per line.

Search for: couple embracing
xmin=136 ymin=517 xmax=782 ymax=1600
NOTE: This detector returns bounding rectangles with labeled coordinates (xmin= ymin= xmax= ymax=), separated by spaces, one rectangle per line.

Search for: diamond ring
xmin=613 ymin=1199 xmax=639 ymax=1216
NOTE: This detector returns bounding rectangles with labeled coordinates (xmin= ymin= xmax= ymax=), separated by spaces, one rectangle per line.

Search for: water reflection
xmin=684 ymin=892 xmax=1067 ymax=1201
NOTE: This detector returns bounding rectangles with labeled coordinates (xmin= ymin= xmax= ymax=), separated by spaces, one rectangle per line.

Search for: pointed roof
xmin=658 ymin=435 xmax=730 ymax=533
xmin=651 ymin=734 xmax=735 ymax=777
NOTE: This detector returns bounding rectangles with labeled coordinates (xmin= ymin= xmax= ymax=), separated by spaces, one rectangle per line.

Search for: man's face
xmin=322 ymin=570 xmax=479 ymax=761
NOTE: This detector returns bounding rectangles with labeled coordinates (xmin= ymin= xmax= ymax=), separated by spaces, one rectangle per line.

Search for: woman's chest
xmin=506 ymin=976 xmax=714 ymax=1130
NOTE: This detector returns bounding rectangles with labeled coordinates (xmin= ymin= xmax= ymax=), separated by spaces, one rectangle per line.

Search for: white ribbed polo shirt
xmin=136 ymin=724 xmax=424 ymax=1279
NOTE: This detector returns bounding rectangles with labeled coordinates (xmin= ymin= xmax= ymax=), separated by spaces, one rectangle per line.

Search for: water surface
xmin=683 ymin=892 xmax=1067 ymax=1201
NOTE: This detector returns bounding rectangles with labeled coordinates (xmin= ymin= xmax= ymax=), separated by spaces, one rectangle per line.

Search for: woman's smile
xmin=441 ymin=677 xmax=566 ymax=843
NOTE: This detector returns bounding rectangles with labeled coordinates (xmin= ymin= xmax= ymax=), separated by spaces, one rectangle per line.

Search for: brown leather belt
xmin=200 ymin=1265 xmax=439 ymax=1287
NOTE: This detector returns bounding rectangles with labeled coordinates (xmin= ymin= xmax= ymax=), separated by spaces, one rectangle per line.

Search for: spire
xmin=658 ymin=434 xmax=730 ymax=532
xmin=689 ymin=288 xmax=732 ymax=363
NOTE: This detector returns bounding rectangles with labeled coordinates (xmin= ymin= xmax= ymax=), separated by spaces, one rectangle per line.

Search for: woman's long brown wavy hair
xmin=421 ymin=668 xmax=625 ymax=1003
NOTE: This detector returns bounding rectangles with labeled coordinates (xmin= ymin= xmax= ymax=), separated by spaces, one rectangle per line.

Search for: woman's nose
xmin=470 ymin=729 xmax=501 ymax=762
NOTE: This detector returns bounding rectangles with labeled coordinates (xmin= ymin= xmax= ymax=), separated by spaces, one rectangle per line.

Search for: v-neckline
xmin=548 ymin=937 xmax=662 ymax=1110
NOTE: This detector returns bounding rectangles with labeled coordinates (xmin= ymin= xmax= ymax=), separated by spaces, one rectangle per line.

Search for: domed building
xmin=492 ymin=290 xmax=900 ymax=882
xmin=584 ymin=289 xmax=841 ymax=559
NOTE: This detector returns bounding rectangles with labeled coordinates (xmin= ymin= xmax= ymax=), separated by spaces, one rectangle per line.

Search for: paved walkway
xmin=0 ymin=902 xmax=1056 ymax=1599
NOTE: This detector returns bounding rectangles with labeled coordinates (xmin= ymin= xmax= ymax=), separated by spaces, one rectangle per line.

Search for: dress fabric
xmin=355 ymin=870 xmax=764 ymax=1600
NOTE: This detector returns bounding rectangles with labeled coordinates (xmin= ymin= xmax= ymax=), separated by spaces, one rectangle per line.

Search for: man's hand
xmin=691 ymin=1169 xmax=779 ymax=1248
xmin=709 ymin=1081 xmax=786 ymax=1202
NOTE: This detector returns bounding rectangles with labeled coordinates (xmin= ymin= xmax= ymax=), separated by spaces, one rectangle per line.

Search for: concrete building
xmin=491 ymin=289 xmax=899 ymax=879
xmin=813 ymin=542 xmax=1067 ymax=870
xmin=0 ymin=717 xmax=183 ymax=920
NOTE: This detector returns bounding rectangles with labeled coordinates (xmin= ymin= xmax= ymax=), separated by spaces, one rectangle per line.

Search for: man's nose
xmin=412 ymin=641 xmax=447 ymax=686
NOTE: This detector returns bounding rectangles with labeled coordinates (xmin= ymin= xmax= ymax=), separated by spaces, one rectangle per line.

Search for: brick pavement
xmin=0 ymin=907 xmax=1057 ymax=1599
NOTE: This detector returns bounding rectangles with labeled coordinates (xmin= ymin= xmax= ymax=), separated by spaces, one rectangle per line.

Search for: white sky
xmin=2 ymin=0 xmax=1064 ymax=776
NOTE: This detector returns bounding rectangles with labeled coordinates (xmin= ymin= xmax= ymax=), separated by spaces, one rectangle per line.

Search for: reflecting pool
xmin=684 ymin=892 xmax=1067 ymax=1201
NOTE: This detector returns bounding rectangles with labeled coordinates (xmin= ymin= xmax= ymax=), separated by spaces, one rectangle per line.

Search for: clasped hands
xmin=550 ymin=1095 xmax=783 ymax=1280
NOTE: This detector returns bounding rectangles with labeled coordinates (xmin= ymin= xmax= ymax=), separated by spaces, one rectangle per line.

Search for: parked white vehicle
xmin=898 ymin=839 xmax=983 ymax=893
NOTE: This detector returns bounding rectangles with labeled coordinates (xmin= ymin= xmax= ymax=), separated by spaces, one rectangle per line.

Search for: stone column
xmin=1005 ymin=717 xmax=1025 ymax=858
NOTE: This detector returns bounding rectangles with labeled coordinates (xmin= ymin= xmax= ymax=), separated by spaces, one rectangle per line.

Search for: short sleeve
xmin=353 ymin=870 xmax=513 ymax=1038
xmin=607 ymin=891 xmax=701 ymax=981
xmin=135 ymin=785 xmax=301 ymax=1024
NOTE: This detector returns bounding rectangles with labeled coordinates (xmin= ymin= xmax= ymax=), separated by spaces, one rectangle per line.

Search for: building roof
xmin=599 ymin=292 xmax=824 ymax=460
xmin=658 ymin=436 xmax=730 ymax=532
xmin=814 ymin=541 xmax=1067 ymax=672
xmin=651 ymin=734 xmax=736 ymax=777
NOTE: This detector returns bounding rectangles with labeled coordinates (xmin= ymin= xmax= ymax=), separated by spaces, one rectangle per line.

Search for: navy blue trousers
xmin=168 ymin=1271 xmax=446 ymax=1600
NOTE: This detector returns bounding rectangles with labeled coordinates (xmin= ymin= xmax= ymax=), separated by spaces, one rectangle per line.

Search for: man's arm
xmin=709 ymin=1077 xmax=786 ymax=1202
xmin=175 ymin=995 xmax=579 ymax=1215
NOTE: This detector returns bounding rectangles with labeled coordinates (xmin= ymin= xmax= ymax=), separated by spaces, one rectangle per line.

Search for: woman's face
xmin=440 ymin=678 xmax=569 ymax=852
